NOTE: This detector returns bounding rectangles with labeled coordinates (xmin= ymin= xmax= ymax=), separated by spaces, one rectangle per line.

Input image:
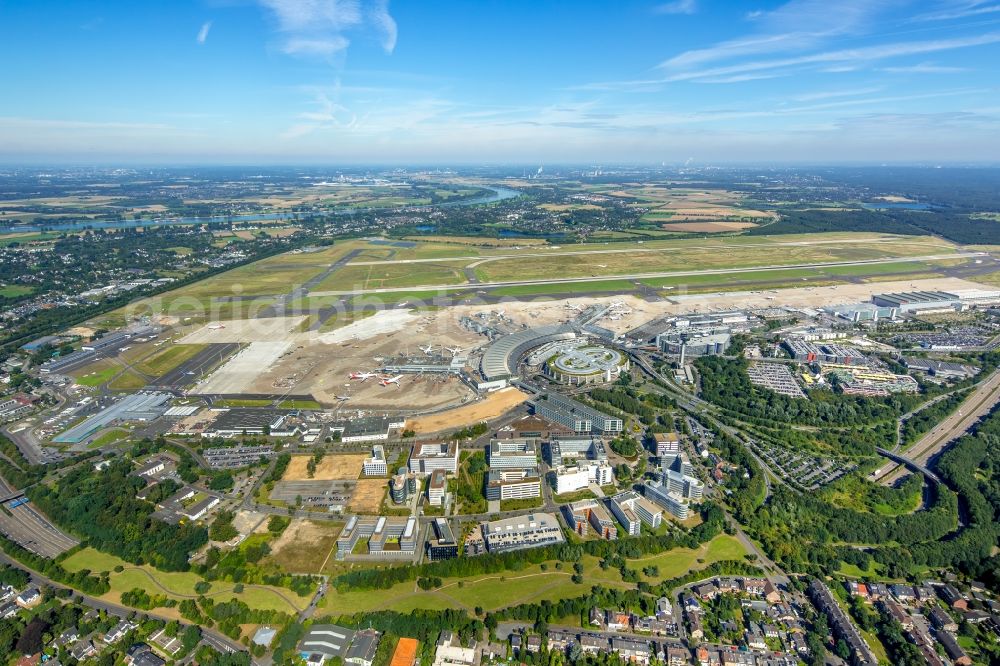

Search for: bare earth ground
xmin=406 ymin=387 xmax=529 ymax=434
xmin=267 ymin=518 xmax=344 ymax=574
xmin=349 ymin=479 xmax=388 ymax=513
xmin=184 ymin=309 xmax=482 ymax=409
xmin=283 ymin=454 xmax=367 ymax=481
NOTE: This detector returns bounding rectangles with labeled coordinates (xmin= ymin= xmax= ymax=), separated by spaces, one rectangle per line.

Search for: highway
xmin=309 ymin=252 xmax=982 ymax=296
xmin=874 ymin=368 xmax=1000 ymax=485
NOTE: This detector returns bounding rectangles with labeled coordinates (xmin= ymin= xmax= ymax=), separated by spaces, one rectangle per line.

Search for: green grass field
xmin=72 ymin=362 xmax=120 ymax=387
xmin=488 ymin=279 xmax=638 ymax=297
xmin=0 ymin=285 xmax=33 ymax=297
xmin=133 ymin=343 xmax=208 ymax=377
xmin=62 ymin=548 xmax=310 ymax=613
xmin=319 ymin=533 xmax=746 ymax=615
xmin=88 ymin=428 xmax=130 ymax=449
xmin=316 ymin=260 xmax=469 ymax=291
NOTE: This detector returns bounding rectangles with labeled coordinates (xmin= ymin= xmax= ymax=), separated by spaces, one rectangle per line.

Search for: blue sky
xmin=1 ymin=0 xmax=999 ymax=164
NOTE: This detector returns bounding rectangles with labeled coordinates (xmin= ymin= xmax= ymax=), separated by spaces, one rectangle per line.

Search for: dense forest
xmin=28 ymin=458 xmax=207 ymax=571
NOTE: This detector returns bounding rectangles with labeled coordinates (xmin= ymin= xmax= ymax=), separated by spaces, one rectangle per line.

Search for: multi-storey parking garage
xmin=545 ymin=344 xmax=629 ymax=385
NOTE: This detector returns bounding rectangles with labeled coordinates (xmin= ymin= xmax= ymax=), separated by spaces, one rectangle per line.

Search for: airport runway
xmin=309 ymin=251 xmax=984 ymax=296
xmin=147 ymin=342 xmax=240 ymax=389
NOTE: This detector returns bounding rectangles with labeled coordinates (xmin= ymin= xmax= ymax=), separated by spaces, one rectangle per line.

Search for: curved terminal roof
xmin=480 ymin=324 xmax=576 ymax=380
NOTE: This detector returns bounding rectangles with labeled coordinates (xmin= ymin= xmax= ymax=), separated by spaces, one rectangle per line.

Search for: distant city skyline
xmin=2 ymin=0 xmax=1000 ymax=164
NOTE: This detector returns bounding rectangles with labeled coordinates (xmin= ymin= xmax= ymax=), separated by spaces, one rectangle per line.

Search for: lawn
xmin=488 ymin=279 xmax=638 ymax=298
xmin=320 ymin=534 xmax=747 ymax=615
xmin=88 ymin=428 xmax=130 ymax=449
xmin=626 ymin=534 xmax=747 ymax=582
xmin=0 ymin=285 xmax=33 ymax=297
xmin=472 ymin=235 xmax=955 ymax=283
xmin=214 ymin=398 xmax=273 ymax=407
xmin=316 ymin=261 xmax=469 ymax=291
xmin=133 ymin=343 xmax=208 ymax=377
xmin=62 ymin=548 xmax=310 ymax=613
xmin=72 ymin=362 xmax=120 ymax=387
xmin=107 ymin=371 xmax=149 ymax=391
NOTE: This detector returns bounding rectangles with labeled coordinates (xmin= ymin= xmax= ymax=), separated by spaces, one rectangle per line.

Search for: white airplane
xmin=208 ymin=324 xmax=226 ymax=330
xmin=419 ymin=344 xmax=436 ymax=355
xmin=565 ymin=303 xmax=583 ymax=311
xmin=335 ymin=395 xmax=352 ymax=402
xmin=445 ymin=346 xmax=463 ymax=356
xmin=380 ymin=375 xmax=403 ymax=387
xmin=348 ymin=372 xmax=377 ymax=382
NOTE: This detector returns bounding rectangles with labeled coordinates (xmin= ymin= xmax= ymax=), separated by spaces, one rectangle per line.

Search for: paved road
xmin=310 ymin=252 xmax=982 ymax=296
xmin=874 ymin=368 xmax=1000 ymax=485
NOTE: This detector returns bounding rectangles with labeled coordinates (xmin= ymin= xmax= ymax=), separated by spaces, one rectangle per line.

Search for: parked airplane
xmin=348 ymin=372 xmax=377 ymax=382
xmin=419 ymin=345 xmax=436 ymax=355
xmin=335 ymin=395 xmax=352 ymax=401
xmin=445 ymin=346 xmax=463 ymax=356
xmin=208 ymin=324 xmax=226 ymax=330
xmin=380 ymin=375 xmax=403 ymax=387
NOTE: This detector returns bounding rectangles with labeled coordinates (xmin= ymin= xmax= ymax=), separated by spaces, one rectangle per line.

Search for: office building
xmin=362 ymin=445 xmax=388 ymax=476
xmin=485 ymin=467 xmax=541 ymax=501
xmin=427 ymin=518 xmax=459 ymax=561
xmin=488 ymin=439 xmax=538 ymax=469
xmin=565 ymin=499 xmax=618 ymax=540
xmin=409 ymin=440 xmax=459 ymax=474
xmin=481 ymin=512 xmax=565 ymax=553
xmin=427 ymin=469 xmax=448 ymax=506
xmin=530 ymin=392 xmax=623 ymax=435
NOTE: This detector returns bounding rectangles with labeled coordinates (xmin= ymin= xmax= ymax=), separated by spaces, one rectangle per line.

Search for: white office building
xmin=362 ymin=445 xmax=388 ymax=477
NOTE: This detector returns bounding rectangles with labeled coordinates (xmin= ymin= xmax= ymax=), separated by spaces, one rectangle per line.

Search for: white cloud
xmin=655 ymin=0 xmax=697 ymax=15
xmin=881 ymin=61 xmax=969 ymax=73
xmin=793 ymin=86 xmax=883 ymax=101
xmin=369 ymin=0 xmax=397 ymax=53
xmin=197 ymin=21 xmax=212 ymax=45
xmin=257 ymin=0 xmax=397 ymax=59
xmin=911 ymin=1 xmax=1000 ymax=22
xmin=659 ymin=31 xmax=1000 ymax=82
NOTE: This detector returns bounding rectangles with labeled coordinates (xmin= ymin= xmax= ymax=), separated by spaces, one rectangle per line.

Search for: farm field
xmin=62 ymin=548 xmax=310 ymax=613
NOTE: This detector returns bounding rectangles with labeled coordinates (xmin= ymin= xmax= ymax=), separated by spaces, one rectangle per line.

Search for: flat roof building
xmin=409 ymin=440 xmax=459 ymax=474
xmin=485 ymin=467 xmax=541 ymax=501
xmin=481 ymin=512 xmax=565 ymax=553
xmin=488 ymin=438 xmax=538 ymax=469
xmin=530 ymin=392 xmax=623 ymax=435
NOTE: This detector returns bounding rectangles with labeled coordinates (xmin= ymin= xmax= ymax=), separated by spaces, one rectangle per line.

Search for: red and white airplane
xmin=348 ymin=371 xmax=377 ymax=382
xmin=379 ymin=375 xmax=403 ymax=387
